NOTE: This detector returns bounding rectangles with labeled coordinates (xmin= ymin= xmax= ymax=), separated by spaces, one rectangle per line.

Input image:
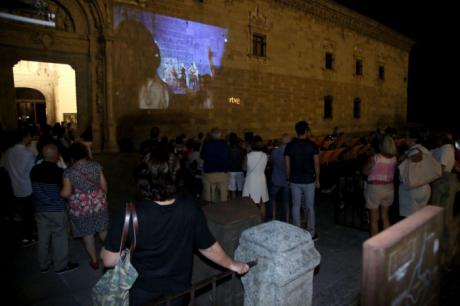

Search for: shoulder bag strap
xmin=119 ymin=202 xmax=139 ymax=254
xmin=128 ymin=202 xmax=139 ymax=254
xmin=73 ymin=165 xmax=101 ymax=189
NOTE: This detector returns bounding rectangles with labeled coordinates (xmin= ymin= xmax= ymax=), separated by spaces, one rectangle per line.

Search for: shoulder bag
xmin=398 ymin=149 xmax=442 ymax=189
xmin=92 ymin=202 xmax=139 ymax=306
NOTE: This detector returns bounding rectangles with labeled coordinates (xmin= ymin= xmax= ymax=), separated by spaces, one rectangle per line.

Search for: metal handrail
xmin=153 ymin=260 xmax=257 ymax=306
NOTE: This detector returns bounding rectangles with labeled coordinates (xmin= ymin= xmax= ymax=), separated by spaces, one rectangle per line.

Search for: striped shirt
xmin=30 ymin=161 xmax=66 ymax=212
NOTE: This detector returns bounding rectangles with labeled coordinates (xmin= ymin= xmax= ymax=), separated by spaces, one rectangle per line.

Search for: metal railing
xmin=153 ymin=261 xmax=257 ymax=306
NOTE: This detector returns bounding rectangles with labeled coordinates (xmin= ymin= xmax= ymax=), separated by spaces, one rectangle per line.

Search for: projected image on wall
xmin=113 ymin=6 xmax=228 ymax=109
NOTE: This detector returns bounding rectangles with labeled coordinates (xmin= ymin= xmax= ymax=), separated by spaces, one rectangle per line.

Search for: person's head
xmin=69 ymin=142 xmax=89 ymax=163
xmin=134 ymin=162 xmax=177 ymax=201
xmin=406 ymin=130 xmax=421 ymax=147
xmin=295 ymin=120 xmax=310 ymax=137
xmin=440 ymin=132 xmax=453 ymax=145
xmin=210 ymin=128 xmax=222 ymax=140
xmin=42 ymin=144 xmax=59 ymax=163
xmin=379 ymin=136 xmax=397 ymax=158
xmin=150 ymin=127 xmax=160 ymax=140
xmin=15 ymin=128 xmax=31 ymax=145
xmin=281 ymin=133 xmax=291 ymax=145
xmin=251 ymin=140 xmax=264 ymax=151
xmin=228 ymin=132 xmax=238 ymax=146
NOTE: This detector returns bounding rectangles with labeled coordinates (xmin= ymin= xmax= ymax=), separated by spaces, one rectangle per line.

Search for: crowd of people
xmin=2 ymin=119 xmax=460 ymax=305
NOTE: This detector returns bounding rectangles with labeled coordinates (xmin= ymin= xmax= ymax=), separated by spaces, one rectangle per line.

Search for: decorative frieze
xmin=275 ymin=0 xmax=414 ymax=51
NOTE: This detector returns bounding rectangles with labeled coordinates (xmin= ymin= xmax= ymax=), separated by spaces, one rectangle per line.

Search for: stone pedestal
xmin=192 ymin=198 xmax=261 ymax=306
xmin=235 ymin=220 xmax=321 ymax=306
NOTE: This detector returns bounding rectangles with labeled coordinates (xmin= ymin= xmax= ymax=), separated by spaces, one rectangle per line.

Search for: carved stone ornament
xmin=322 ymin=39 xmax=336 ymax=51
xmin=32 ymin=32 xmax=54 ymax=49
xmin=249 ymin=6 xmax=272 ymax=32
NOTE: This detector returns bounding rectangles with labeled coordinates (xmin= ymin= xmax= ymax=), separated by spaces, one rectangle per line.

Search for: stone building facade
xmin=0 ymin=0 xmax=413 ymax=151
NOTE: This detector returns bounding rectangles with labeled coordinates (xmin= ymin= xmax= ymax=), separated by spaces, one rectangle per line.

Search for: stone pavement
xmin=6 ymin=153 xmax=459 ymax=305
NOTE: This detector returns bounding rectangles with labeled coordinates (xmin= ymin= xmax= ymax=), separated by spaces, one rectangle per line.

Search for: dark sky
xmin=334 ymin=0 xmax=459 ymax=126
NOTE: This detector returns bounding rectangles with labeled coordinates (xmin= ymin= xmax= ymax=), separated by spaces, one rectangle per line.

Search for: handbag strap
xmin=246 ymin=153 xmax=264 ymax=177
xmin=119 ymin=202 xmax=139 ymax=254
xmin=73 ymin=164 xmax=101 ymax=189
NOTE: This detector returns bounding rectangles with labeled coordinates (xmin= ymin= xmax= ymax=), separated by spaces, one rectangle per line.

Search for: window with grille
xmin=379 ymin=65 xmax=385 ymax=80
xmin=353 ymin=98 xmax=361 ymax=119
xmin=324 ymin=96 xmax=333 ymax=119
xmin=355 ymin=59 xmax=363 ymax=75
xmin=325 ymin=52 xmax=334 ymax=70
xmin=252 ymin=33 xmax=266 ymax=57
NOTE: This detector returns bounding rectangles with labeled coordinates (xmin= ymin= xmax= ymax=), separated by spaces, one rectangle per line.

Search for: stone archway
xmin=0 ymin=0 xmax=116 ymax=152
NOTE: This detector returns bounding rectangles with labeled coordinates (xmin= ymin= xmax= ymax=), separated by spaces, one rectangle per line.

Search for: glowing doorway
xmin=12 ymin=60 xmax=77 ymax=126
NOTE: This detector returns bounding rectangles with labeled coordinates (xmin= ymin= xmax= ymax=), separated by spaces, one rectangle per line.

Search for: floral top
xmin=64 ymin=160 xmax=103 ymax=193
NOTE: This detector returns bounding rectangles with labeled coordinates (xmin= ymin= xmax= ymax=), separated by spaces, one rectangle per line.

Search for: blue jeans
xmin=290 ymin=182 xmax=316 ymax=235
xmin=267 ymin=184 xmax=290 ymax=222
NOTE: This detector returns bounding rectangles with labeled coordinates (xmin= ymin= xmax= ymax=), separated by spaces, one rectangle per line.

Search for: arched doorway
xmin=13 ymin=60 xmax=77 ymax=126
xmin=15 ymin=88 xmax=47 ymax=126
xmin=0 ymin=0 xmax=117 ymax=151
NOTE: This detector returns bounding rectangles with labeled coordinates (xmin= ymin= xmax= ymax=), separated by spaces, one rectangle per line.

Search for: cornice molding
xmin=274 ymin=0 xmax=414 ymax=51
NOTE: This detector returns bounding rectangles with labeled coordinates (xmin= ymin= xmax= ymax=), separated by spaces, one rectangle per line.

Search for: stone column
xmin=0 ymin=57 xmax=17 ymax=130
xmin=235 ymin=220 xmax=321 ymax=306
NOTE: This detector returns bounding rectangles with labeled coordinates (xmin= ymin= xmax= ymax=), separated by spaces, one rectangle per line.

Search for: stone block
xmin=235 ymin=221 xmax=321 ymax=306
xmin=361 ymin=205 xmax=444 ymax=306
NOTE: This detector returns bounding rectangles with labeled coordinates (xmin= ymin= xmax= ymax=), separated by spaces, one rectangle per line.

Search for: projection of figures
xmin=113 ymin=5 xmax=228 ymax=109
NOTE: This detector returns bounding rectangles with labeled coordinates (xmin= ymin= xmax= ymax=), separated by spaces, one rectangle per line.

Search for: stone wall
xmin=0 ymin=0 xmax=412 ymax=151
xmin=112 ymin=0 xmax=412 ymax=148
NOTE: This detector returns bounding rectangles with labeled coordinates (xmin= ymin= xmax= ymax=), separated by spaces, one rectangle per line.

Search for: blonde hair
xmin=380 ymin=136 xmax=397 ymax=157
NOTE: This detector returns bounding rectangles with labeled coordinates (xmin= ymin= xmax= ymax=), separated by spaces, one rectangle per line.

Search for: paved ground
xmin=6 ymin=153 xmax=460 ymax=305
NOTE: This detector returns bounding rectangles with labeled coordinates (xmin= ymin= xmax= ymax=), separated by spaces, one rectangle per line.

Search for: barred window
xmin=325 ymin=52 xmax=334 ymax=70
xmin=252 ymin=33 xmax=266 ymax=57
xmin=324 ymin=96 xmax=333 ymax=119
xmin=355 ymin=59 xmax=363 ymax=75
xmin=353 ymin=98 xmax=361 ymax=119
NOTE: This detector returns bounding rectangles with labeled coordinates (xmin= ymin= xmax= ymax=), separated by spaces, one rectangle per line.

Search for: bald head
xmin=42 ymin=144 xmax=59 ymax=162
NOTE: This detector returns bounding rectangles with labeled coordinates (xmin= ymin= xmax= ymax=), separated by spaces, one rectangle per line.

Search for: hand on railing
xmin=229 ymin=260 xmax=257 ymax=275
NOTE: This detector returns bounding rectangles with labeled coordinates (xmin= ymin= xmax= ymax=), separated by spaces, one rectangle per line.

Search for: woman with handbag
xmin=61 ymin=142 xmax=109 ymax=270
xmin=101 ymin=156 xmax=249 ymax=306
xmin=398 ymin=132 xmax=441 ymax=217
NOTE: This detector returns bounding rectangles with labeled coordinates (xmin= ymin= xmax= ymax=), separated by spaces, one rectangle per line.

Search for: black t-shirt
xmin=229 ymin=145 xmax=246 ymax=172
xmin=104 ymin=199 xmax=216 ymax=293
xmin=284 ymin=138 xmax=319 ymax=184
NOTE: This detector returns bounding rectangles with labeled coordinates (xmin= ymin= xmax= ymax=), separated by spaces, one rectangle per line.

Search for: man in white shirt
xmin=430 ymin=132 xmax=458 ymax=266
xmin=4 ymin=128 xmax=37 ymax=247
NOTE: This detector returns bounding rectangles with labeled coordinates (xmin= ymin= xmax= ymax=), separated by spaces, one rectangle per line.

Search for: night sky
xmin=334 ymin=0 xmax=459 ymax=127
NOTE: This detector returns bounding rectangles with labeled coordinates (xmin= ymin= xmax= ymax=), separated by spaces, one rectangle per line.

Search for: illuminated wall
xmin=111 ymin=1 xmax=411 ymax=146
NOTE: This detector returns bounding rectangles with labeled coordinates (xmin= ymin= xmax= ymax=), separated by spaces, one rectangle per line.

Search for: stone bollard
xmin=235 ymin=220 xmax=321 ymax=306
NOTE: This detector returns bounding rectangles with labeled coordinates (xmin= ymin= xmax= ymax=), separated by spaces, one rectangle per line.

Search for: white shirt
xmin=432 ymin=144 xmax=455 ymax=172
xmin=4 ymin=144 xmax=36 ymax=197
